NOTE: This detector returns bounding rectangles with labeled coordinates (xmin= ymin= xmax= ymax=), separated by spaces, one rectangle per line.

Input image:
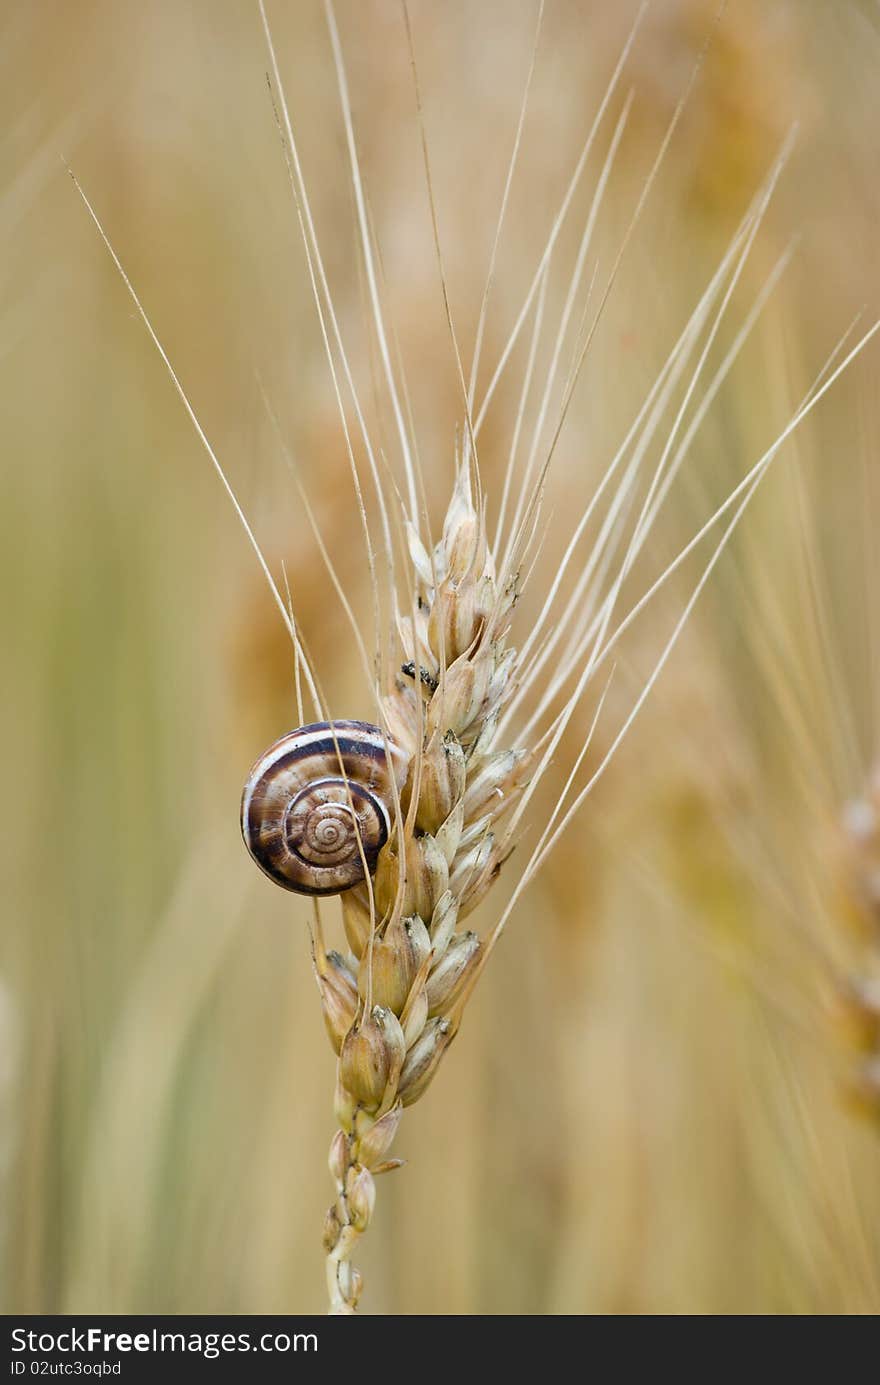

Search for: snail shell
xmin=241 ymin=720 xmax=409 ymax=896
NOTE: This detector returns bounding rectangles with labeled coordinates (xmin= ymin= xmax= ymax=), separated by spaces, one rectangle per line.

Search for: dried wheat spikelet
xmin=68 ymin=0 xmax=880 ymax=1317
xmin=316 ymin=461 xmax=533 ymax=1311
xmin=242 ymin=450 xmax=544 ymax=1311
xmin=839 ymin=770 xmax=880 ymax=1119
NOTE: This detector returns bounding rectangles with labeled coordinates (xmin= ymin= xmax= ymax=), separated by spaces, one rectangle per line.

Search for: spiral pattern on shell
xmin=241 ymin=721 xmax=410 ymax=896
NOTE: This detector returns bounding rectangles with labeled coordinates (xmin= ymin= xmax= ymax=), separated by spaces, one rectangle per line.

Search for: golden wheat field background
xmin=3 ymin=0 xmax=880 ymax=1315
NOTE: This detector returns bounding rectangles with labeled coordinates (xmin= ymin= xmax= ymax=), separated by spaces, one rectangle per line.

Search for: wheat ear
xmin=318 ymin=456 xmax=530 ymax=1312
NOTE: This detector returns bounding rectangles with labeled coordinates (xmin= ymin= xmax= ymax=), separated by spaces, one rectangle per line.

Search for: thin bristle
xmin=324 ymin=0 xmax=421 ymax=532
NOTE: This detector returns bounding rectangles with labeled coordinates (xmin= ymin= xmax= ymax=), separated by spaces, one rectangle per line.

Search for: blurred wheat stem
xmin=70 ymin=0 xmax=879 ymax=1315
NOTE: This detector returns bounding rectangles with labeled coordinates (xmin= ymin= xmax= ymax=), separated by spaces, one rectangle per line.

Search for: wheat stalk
xmin=317 ymin=456 xmax=534 ymax=1311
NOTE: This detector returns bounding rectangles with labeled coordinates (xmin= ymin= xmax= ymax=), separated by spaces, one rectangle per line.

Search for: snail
xmin=241 ymin=720 xmax=410 ymax=896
